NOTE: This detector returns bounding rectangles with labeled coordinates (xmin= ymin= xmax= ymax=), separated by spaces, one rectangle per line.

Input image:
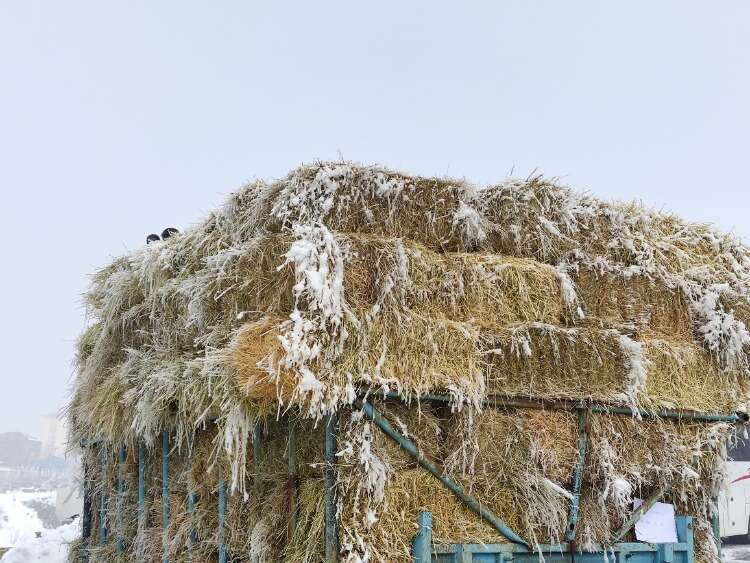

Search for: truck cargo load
xmin=68 ymin=162 xmax=750 ymax=562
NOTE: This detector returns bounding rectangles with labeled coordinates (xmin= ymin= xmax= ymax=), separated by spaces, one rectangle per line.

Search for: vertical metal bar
xmin=565 ymin=409 xmax=588 ymax=542
xmin=81 ymin=441 xmax=93 ymax=541
xmin=99 ymin=445 xmax=108 ymax=545
xmin=253 ymin=422 xmax=262 ymax=469
xmin=218 ymin=477 xmax=227 ymax=563
xmin=81 ymin=441 xmax=93 ymax=562
xmin=678 ymin=516 xmax=694 ymax=563
xmin=162 ymin=431 xmax=170 ymax=563
xmin=186 ymin=491 xmax=194 ymax=546
xmin=657 ymin=542 xmax=675 ymax=562
xmin=324 ymin=414 xmax=339 ymax=563
xmin=186 ymin=447 xmax=198 ymax=563
xmin=288 ymin=416 xmax=298 ymax=540
xmin=711 ymin=497 xmax=721 ymax=556
xmin=82 ymin=489 xmax=92 ymax=538
xmin=138 ymin=442 xmax=145 ymax=534
xmin=411 ymin=511 xmax=433 ymax=563
xmin=674 ymin=515 xmax=690 ymax=543
xmin=116 ymin=445 xmax=126 ymax=553
xmin=187 ymin=491 xmax=198 ymax=547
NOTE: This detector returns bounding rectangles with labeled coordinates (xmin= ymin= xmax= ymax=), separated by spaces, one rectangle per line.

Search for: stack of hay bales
xmin=69 ymin=162 xmax=750 ymax=563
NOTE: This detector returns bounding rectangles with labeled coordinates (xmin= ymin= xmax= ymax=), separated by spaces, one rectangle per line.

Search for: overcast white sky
xmin=0 ymin=1 xmax=748 ymax=437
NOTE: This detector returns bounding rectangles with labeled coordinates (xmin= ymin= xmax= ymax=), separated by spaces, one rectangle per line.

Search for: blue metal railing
xmin=218 ymin=477 xmax=227 ymax=563
xmin=116 ymin=445 xmax=126 ymax=553
xmin=412 ymin=511 xmax=695 ymax=562
xmin=565 ymin=409 xmax=587 ymax=542
xmin=138 ymin=442 xmax=145 ymax=535
xmin=98 ymin=445 xmax=108 ymax=546
xmin=162 ymin=431 xmax=170 ymax=563
xmin=325 ymin=414 xmax=339 ymax=563
xmin=82 ymin=397 xmax=716 ymax=562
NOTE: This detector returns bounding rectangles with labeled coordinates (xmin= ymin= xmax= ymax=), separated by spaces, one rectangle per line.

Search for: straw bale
xmin=231 ymin=312 xmax=482 ymax=407
xmin=483 ymin=323 xmax=745 ymax=412
xmin=643 ymin=338 xmax=746 ymax=412
xmin=250 ymin=415 xmax=326 ymax=479
xmin=446 ymin=408 xmax=578 ymax=485
xmin=192 ymin=232 xmax=566 ymax=346
xmin=585 ymin=413 xmax=711 ymax=486
xmin=342 ymin=234 xmax=565 ymax=326
xmin=443 ymin=408 xmax=575 ymax=543
xmin=281 ymin=478 xmax=325 ymax=563
xmin=575 ymin=414 xmax=727 ymax=548
xmin=231 ymin=316 xmax=294 ymax=402
xmin=338 ymin=313 xmax=481 ymax=397
xmin=574 ymin=267 xmax=693 ymax=339
xmin=483 ymin=324 xmax=632 ymax=403
xmin=477 ymin=177 xmax=590 ymax=263
xmin=232 ymin=314 xmax=742 ymax=414
xmin=261 ymin=163 xmax=479 ymax=251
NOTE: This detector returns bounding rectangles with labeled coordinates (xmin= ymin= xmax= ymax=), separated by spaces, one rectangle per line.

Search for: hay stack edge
xmin=69 ymin=162 xmax=750 ymax=562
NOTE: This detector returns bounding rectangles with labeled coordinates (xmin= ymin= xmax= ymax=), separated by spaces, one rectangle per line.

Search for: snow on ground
xmin=0 ymin=519 xmax=78 ymax=563
xmin=0 ymin=491 xmax=54 ymax=547
xmin=0 ymin=489 xmax=79 ymax=562
xmin=724 ymin=541 xmax=750 ymax=562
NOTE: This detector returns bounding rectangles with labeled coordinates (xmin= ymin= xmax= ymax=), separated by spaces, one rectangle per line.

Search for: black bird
xmin=146 ymin=234 xmax=161 ymax=244
xmin=161 ymin=227 xmax=179 ymax=239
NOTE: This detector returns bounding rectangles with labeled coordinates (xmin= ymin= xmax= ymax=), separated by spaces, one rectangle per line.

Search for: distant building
xmin=38 ymin=414 xmax=68 ymax=459
xmin=0 ymin=432 xmax=41 ymax=467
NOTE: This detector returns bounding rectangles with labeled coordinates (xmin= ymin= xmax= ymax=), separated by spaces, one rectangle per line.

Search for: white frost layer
xmin=453 ymin=200 xmax=488 ymax=245
xmin=277 ymin=223 xmax=355 ymax=416
xmin=615 ymin=333 xmax=648 ymax=407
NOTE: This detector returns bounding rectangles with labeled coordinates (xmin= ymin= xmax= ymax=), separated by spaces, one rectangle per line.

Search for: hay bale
xmin=231 ymin=312 xmax=482 ymax=406
xmin=342 ymin=234 xmax=565 ymax=326
xmin=574 ymin=267 xmax=693 ymax=339
xmin=643 ymin=339 xmax=746 ymax=412
xmin=483 ymin=324 xmax=743 ymax=412
xmin=203 ymin=232 xmax=566 ymax=339
xmin=263 ymin=163 xmax=479 ymax=251
xmin=233 ymin=315 xmax=742 ymax=413
xmin=575 ymin=414 xmax=725 ymax=547
xmin=443 ymin=409 xmax=575 ymax=545
xmin=483 ymin=324 xmax=634 ymax=403
xmin=337 ymin=405 xmax=577 ymax=562
xmin=231 ymin=317 xmax=294 ymax=402
xmin=281 ymin=478 xmax=325 ymax=563
xmin=444 ymin=408 xmax=577 ymax=486
xmin=477 ymin=177 xmax=590 ymax=263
